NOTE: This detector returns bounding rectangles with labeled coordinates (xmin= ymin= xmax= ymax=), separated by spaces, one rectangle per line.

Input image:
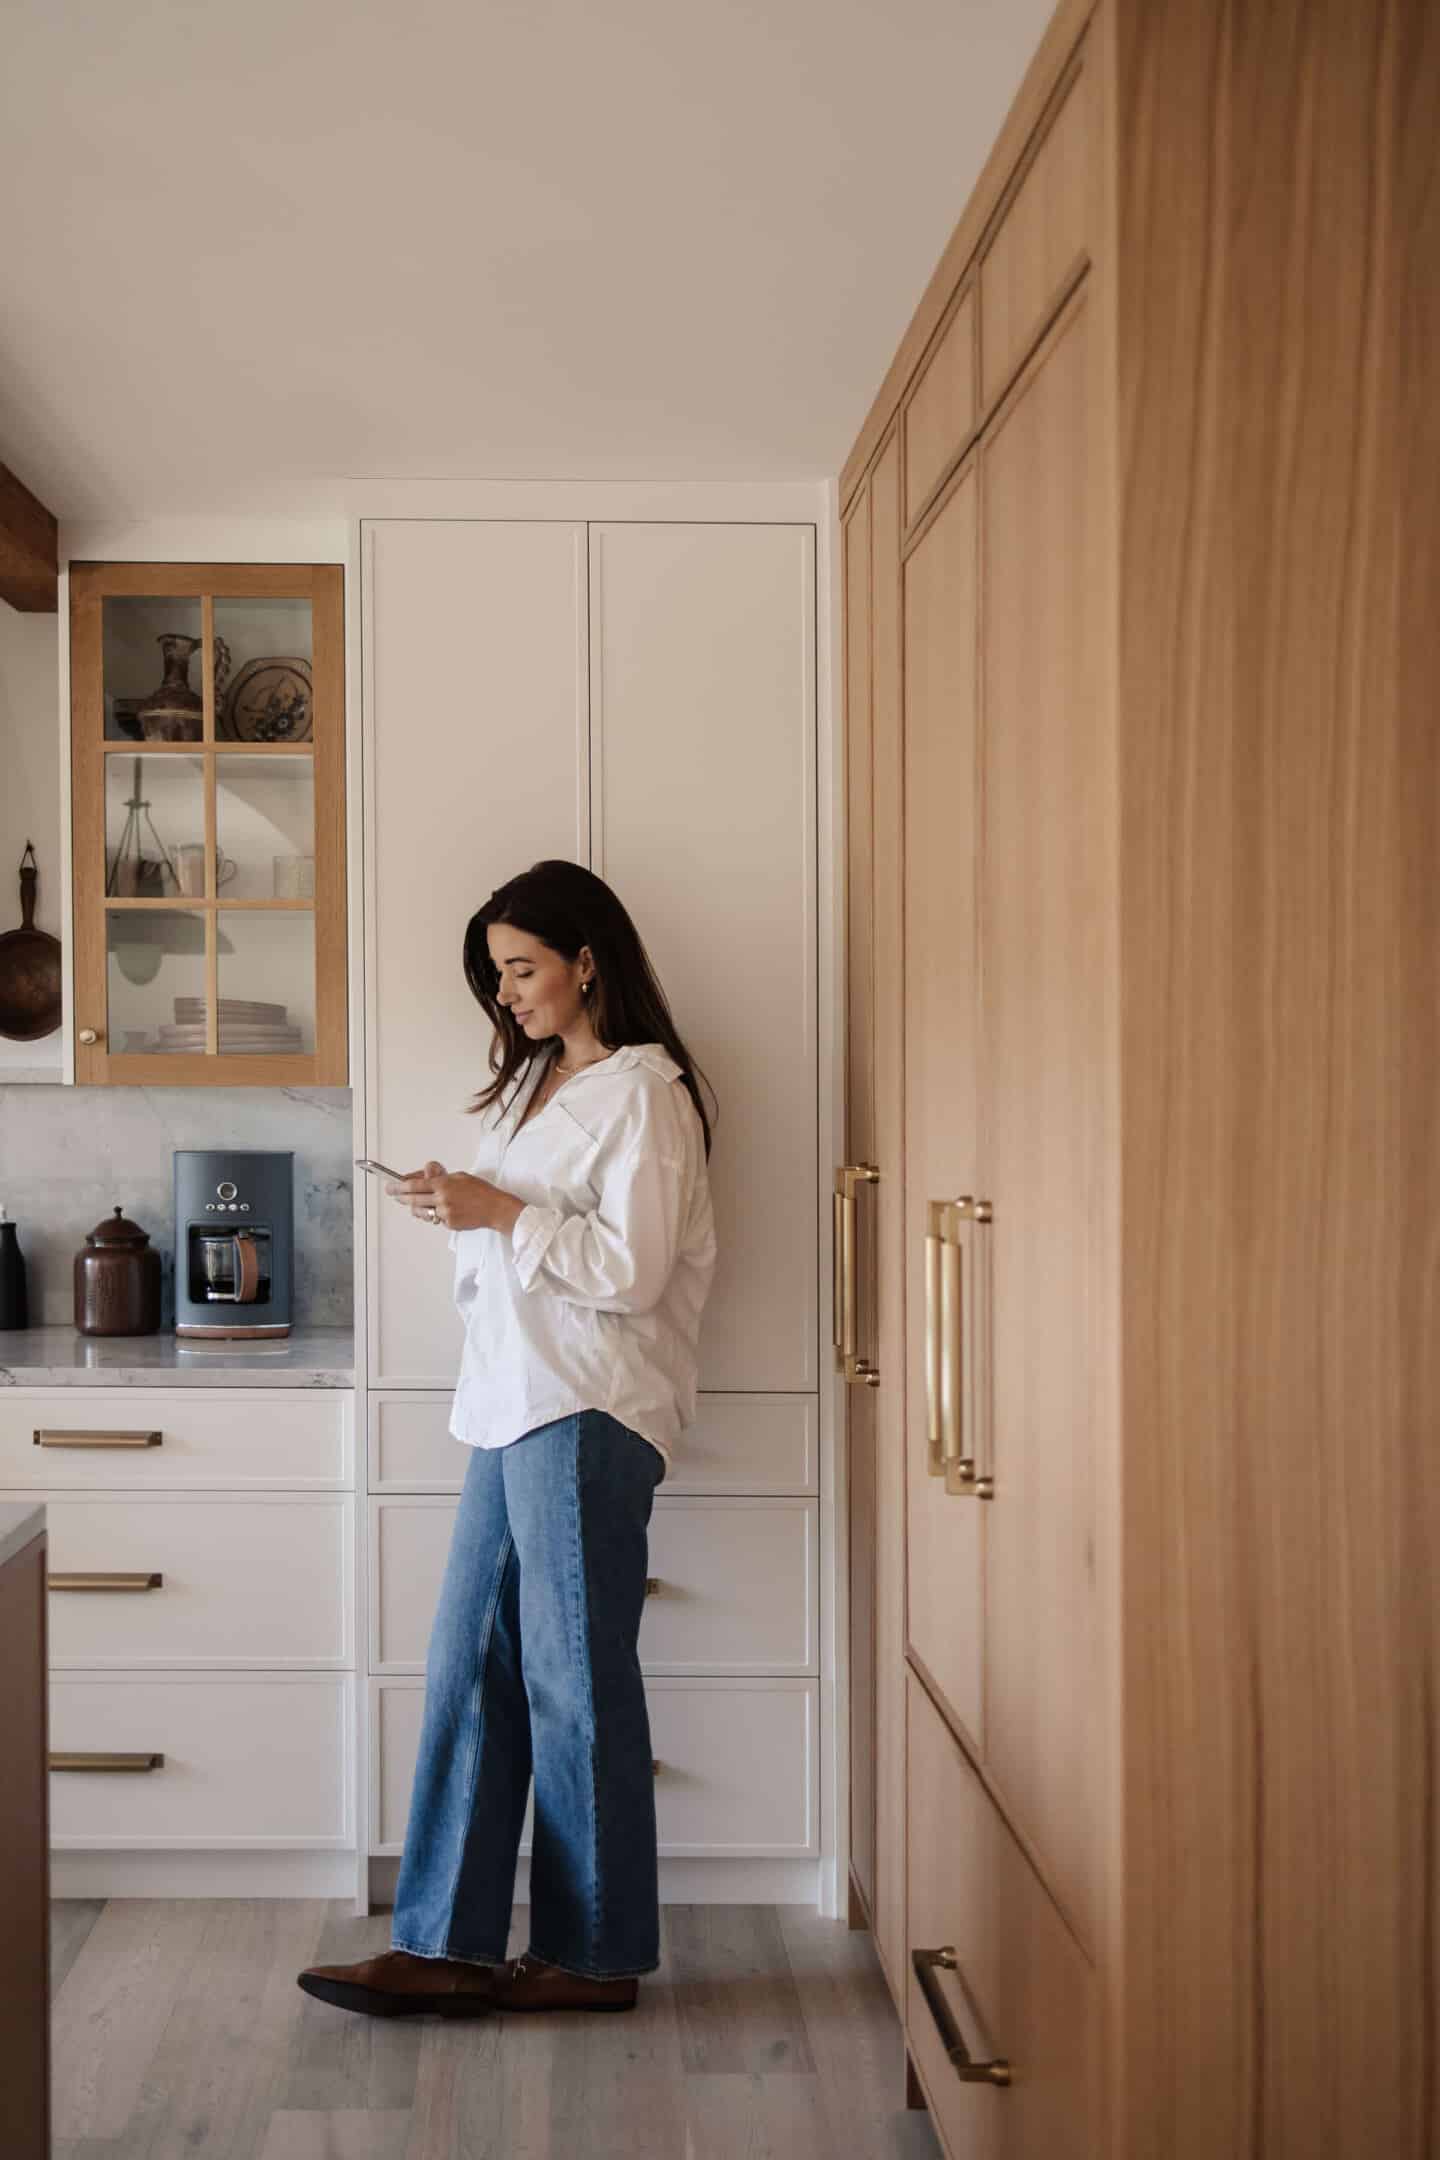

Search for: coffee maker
xmin=174 ymin=1150 xmax=294 ymax=1338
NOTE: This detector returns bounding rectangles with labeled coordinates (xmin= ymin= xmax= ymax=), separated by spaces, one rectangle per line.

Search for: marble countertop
xmin=0 ymin=1502 xmax=46 ymax=1569
xmin=0 ymin=1327 xmax=355 ymax=1389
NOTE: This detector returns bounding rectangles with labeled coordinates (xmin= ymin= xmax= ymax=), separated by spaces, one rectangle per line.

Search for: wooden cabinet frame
xmin=69 ymin=562 xmax=347 ymax=1085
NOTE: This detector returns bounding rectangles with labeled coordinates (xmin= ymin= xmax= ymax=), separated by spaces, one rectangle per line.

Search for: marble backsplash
xmin=0 ymin=1085 xmax=354 ymax=1326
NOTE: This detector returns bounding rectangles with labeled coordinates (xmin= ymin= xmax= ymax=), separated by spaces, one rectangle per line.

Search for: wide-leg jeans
xmin=390 ymin=1408 xmax=665 ymax=1979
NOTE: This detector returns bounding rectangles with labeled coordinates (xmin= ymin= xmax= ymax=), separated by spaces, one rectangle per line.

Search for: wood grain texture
xmin=0 ymin=456 xmax=58 ymax=611
xmin=902 ymin=287 xmax=977 ymax=533
xmin=978 ymin=56 xmax=1095 ymax=410
xmin=868 ymin=427 xmax=910 ymax=2000
xmin=1115 ymin=1 xmax=1440 ymax=2152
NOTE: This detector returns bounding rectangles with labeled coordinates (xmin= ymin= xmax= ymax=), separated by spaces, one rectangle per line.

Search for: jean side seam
xmin=436 ymin=1524 xmax=514 ymax=1948
xmin=573 ymin=1418 xmax=601 ymax=1970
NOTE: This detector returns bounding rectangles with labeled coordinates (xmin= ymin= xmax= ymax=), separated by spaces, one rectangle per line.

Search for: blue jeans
xmin=390 ymin=1409 xmax=665 ymax=1979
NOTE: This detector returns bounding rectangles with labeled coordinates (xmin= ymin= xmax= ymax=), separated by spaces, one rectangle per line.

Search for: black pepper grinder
xmin=0 ymin=1203 xmax=29 ymax=1329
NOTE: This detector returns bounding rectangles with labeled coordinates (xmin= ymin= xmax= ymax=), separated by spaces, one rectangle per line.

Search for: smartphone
xmin=354 ymin=1158 xmax=405 ymax=1182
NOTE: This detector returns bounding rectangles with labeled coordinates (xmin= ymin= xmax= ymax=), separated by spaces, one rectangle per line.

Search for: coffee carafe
xmin=174 ymin=1149 xmax=293 ymax=1338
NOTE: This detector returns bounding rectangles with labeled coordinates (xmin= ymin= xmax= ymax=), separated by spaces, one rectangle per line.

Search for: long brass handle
xmin=50 ymin=1752 xmax=165 ymax=1773
xmin=34 ymin=1429 xmax=163 ymax=1449
xmin=834 ymin=1163 xmax=880 ymax=1380
xmin=49 ymin=1572 xmax=164 ymax=1592
xmin=927 ymin=1199 xmax=975 ymax=1487
xmin=912 ymin=1947 xmax=1011 ymax=2087
xmin=964 ymin=1200 xmax=995 ymax=1501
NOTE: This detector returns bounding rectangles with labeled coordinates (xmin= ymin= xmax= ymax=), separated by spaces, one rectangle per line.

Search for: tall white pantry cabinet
xmin=360 ymin=514 xmax=826 ymax=1898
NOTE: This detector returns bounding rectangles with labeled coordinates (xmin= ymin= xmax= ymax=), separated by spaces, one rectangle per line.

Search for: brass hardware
xmin=927 ymin=1200 xmax=975 ymax=1487
xmin=48 ymin=1571 xmax=163 ymax=1592
xmin=948 ymin=1198 xmax=994 ymax=1500
xmin=912 ymin=1946 xmax=1012 ymax=2087
xmin=50 ymin=1752 xmax=165 ymax=1773
xmin=833 ymin=1164 xmax=880 ymax=1381
xmin=78 ymin=1028 xmax=99 ymax=1046
xmin=651 ymin=1759 xmax=663 ymax=1776
xmin=644 ymin=1577 xmax=661 ymax=1597
xmin=34 ymin=1429 xmax=162 ymax=1449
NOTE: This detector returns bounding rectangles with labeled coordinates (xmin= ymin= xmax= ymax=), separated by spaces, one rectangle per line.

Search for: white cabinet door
xmin=588 ymin=524 xmax=818 ymax=1394
xmin=364 ymin=520 xmax=589 ymax=1386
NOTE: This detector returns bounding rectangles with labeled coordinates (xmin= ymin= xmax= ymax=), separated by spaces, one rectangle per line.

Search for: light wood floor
xmin=50 ymin=1899 xmax=941 ymax=2158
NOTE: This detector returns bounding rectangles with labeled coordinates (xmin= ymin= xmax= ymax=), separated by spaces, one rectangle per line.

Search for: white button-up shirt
xmin=448 ymin=1042 xmax=717 ymax=1470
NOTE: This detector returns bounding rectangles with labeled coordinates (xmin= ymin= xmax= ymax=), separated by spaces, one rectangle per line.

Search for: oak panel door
xmin=365 ymin=520 xmax=588 ymax=1387
xmin=978 ymin=291 xmax=1103 ymax=1948
xmin=842 ymin=482 xmax=878 ymax=1918
xmin=588 ymin=523 xmax=818 ymax=1395
xmin=902 ymin=464 xmax=983 ymax=1752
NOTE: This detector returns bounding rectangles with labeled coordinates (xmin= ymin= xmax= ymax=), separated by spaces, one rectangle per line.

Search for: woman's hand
xmin=386 ymin=1161 xmax=526 ymax=1237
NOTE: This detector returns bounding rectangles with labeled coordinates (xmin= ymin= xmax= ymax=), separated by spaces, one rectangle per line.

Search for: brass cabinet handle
xmin=49 ymin=1571 xmax=163 ymax=1592
xmin=912 ymin=1946 xmax=1012 ymax=2087
xmin=925 ymin=1199 xmax=996 ymax=1499
xmin=644 ymin=1577 xmax=661 ymax=1597
xmin=926 ymin=1200 xmax=975 ymax=1487
xmin=834 ymin=1163 xmax=880 ymax=1381
xmin=651 ymin=1758 xmax=663 ymax=1776
xmin=50 ymin=1752 xmax=165 ymax=1773
xmin=34 ymin=1429 xmax=163 ymax=1449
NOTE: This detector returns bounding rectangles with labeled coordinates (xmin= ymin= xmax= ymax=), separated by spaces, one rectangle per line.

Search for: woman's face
xmin=487 ymin=925 xmax=592 ymax=1041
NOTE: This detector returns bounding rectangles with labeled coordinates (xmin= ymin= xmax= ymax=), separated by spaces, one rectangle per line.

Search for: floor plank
xmin=50 ymin=1898 xmax=105 ymax=1999
xmin=666 ymin=1906 xmax=817 ymax=2076
xmin=49 ymin=1898 xmax=928 ymax=2160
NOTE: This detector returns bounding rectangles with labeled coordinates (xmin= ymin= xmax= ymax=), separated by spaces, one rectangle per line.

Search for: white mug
xmin=174 ymin=844 xmax=237 ymax=897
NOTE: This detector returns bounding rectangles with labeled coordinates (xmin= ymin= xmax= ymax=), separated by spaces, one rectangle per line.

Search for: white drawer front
xmin=368 ymin=1392 xmax=818 ymax=1495
xmin=371 ymin=1495 xmax=817 ymax=1675
xmin=34 ymin=1494 xmax=352 ymax=1668
xmin=1 ymin=1390 xmax=350 ymax=1488
xmin=50 ymin=1673 xmax=350 ymax=1847
xmin=373 ymin=1676 xmax=817 ymax=1856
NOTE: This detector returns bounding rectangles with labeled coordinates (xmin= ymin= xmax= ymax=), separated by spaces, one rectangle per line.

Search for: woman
xmin=299 ymin=859 xmax=717 ymax=2017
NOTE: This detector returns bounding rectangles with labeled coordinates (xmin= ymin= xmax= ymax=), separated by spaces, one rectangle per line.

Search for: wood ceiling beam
xmin=0 ymin=459 xmax=59 ymax=612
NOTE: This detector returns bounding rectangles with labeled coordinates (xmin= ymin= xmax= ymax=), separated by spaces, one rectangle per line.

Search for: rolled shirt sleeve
xmin=510 ymin=1082 xmax=694 ymax=1314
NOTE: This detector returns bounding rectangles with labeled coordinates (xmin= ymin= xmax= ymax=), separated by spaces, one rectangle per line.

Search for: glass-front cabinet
xmin=69 ymin=562 xmax=347 ymax=1084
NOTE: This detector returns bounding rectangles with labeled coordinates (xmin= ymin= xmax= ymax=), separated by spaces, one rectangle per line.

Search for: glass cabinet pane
xmin=216 ymin=754 xmax=315 ymax=900
xmin=102 ymin=598 xmax=205 ymax=743
xmin=213 ymin=598 xmax=314 ymax=743
xmin=104 ymin=754 xmax=204 ymax=896
xmin=106 ymin=910 xmax=208 ymax=1053
xmin=216 ymin=911 xmax=315 ymax=1053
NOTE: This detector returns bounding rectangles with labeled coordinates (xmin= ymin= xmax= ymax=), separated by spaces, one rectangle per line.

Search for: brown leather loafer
xmin=491 ymin=1953 xmax=639 ymax=2012
xmin=297 ymin=1947 xmax=498 ymax=2017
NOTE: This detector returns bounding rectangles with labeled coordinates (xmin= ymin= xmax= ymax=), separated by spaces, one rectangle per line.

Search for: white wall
xmin=0 ymin=599 xmax=63 ymax=1076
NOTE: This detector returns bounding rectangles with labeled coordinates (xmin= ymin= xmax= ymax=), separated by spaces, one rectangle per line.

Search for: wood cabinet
xmin=68 ymin=562 xmax=347 ymax=1084
xmin=840 ymin=1 xmax=1438 ymax=2153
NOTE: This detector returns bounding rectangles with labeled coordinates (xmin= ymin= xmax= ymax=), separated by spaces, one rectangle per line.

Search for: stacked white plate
xmin=165 ymin=997 xmax=305 ymax=1052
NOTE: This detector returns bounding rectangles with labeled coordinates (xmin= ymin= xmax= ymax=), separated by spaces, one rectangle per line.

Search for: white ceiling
xmin=0 ymin=0 xmax=1052 ymax=520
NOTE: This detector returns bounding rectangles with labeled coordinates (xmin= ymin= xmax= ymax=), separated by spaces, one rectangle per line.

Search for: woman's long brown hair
xmin=462 ymin=859 xmax=717 ymax=1158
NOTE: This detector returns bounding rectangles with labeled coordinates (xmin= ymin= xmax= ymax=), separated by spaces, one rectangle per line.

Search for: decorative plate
xmin=221 ymin=656 xmax=313 ymax=743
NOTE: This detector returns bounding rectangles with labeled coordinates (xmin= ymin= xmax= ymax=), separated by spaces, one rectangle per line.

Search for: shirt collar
xmin=599 ymin=1042 xmax=683 ymax=1082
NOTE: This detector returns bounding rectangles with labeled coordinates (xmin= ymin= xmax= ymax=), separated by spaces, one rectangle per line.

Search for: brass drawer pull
xmin=49 ymin=1571 xmax=163 ymax=1592
xmin=34 ymin=1429 xmax=162 ymax=1450
xmin=912 ymin=1946 xmax=1011 ymax=2087
xmin=833 ymin=1163 xmax=880 ymax=1381
xmin=50 ymin=1751 xmax=165 ymax=1773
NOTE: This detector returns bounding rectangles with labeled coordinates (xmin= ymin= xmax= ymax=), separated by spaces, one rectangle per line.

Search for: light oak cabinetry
xmin=842 ymin=2 xmax=1438 ymax=2153
xmin=68 ymin=562 xmax=347 ymax=1085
